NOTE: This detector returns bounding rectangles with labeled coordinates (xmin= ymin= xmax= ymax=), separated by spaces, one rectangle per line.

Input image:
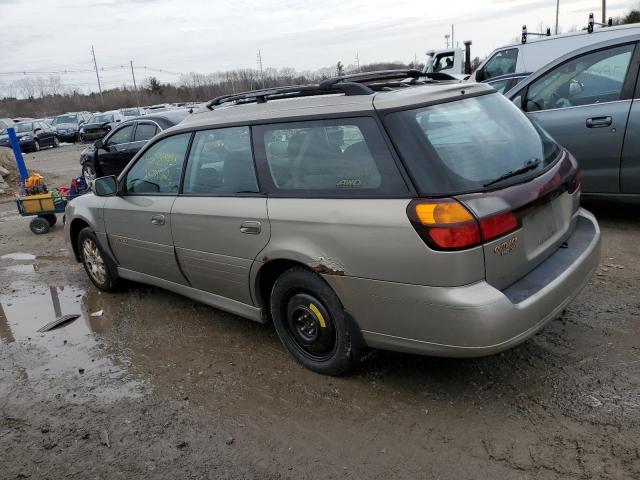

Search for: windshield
xmin=384 ymin=93 xmax=561 ymax=195
xmin=52 ymin=114 xmax=78 ymax=125
xmin=15 ymin=122 xmax=34 ymax=133
xmin=89 ymin=114 xmax=114 ymax=124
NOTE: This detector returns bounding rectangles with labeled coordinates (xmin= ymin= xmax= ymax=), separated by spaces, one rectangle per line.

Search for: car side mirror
xmin=34 ymin=128 xmax=42 ymax=133
xmin=116 ymin=119 xmax=121 ymax=122
xmin=475 ymin=67 xmax=485 ymax=82
xmin=93 ymin=176 xmax=118 ymax=196
xmin=94 ymin=138 xmax=109 ymax=151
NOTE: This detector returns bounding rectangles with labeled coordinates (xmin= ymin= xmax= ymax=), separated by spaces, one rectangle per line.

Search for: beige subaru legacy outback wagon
xmin=65 ymin=70 xmax=601 ymax=375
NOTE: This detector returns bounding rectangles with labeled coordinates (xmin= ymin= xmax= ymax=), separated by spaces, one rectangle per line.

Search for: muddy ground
xmin=0 ymin=146 xmax=639 ymax=479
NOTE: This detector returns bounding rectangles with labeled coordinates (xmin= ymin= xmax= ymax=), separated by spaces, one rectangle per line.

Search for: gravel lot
xmin=0 ymin=146 xmax=639 ymax=479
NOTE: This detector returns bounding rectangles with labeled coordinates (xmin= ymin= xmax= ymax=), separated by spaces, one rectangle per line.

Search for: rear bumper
xmin=324 ymin=208 xmax=601 ymax=357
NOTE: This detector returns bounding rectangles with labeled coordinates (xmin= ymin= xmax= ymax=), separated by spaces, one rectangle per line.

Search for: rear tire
xmin=270 ymin=267 xmax=364 ymax=376
xmin=78 ymin=227 xmax=121 ymax=292
xmin=29 ymin=217 xmax=50 ymax=234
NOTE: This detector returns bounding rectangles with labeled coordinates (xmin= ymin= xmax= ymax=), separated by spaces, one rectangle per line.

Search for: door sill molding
xmin=117 ymin=268 xmax=265 ymax=323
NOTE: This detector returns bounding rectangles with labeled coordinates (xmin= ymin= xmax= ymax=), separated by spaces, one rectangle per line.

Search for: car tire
xmin=270 ymin=266 xmax=364 ymax=376
xmin=32 ymin=139 xmax=40 ymax=152
xmin=29 ymin=217 xmax=50 ymax=234
xmin=53 ymin=137 xmax=60 ymax=148
xmin=78 ymin=227 xmax=120 ymax=292
xmin=41 ymin=214 xmax=57 ymax=226
xmin=82 ymin=162 xmax=97 ymax=184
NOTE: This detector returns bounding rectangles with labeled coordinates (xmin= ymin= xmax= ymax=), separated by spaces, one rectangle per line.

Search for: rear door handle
xmin=151 ymin=214 xmax=165 ymax=226
xmin=586 ymin=116 xmax=612 ymax=128
xmin=240 ymin=221 xmax=261 ymax=234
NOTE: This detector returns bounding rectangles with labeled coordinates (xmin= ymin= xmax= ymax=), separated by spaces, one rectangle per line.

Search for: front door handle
xmin=151 ymin=214 xmax=165 ymax=226
xmin=240 ymin=221 xmax=261 ymax=234
xmin=586 ymin=116 xmax=612 ymax=128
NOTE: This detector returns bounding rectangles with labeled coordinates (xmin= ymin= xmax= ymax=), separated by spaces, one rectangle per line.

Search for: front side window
xmin=125 ymin=133 xmax=190 ymax=194
xmin=256 ymin=117 xmax=406 ymax=195
xmin=183 ymin=126 xmax=258 ymax=195
xmin=481 ymin=48 xmax=518 ymax=81
xmin=107 ymin=124 xmax=134 ymax=146
xmin=133 ymin=123 xmax=158 ymax=142
xmin=525 ymin=44 xmax=634 ymax=112
xmin=385 ymin=93 xmax=560 ymax=195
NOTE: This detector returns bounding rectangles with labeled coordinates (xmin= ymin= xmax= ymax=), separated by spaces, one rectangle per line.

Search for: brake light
xmin=408 ymin=199 xmax=520 ymax=250
xmin=479 ymin=211 xmax=519 ymax=242
xmin=567 ymin=169 xmax=581 ymax=194
xmin=408 ymin=199 xmax=481 ymax=250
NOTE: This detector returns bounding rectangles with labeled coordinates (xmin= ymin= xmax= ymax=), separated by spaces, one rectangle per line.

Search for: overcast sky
xmin=0 ymin=0 xmax=637 ymax=94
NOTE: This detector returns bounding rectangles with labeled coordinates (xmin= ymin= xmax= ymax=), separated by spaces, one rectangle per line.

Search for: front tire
xmin=78 ymin=228 xmax=120 ymax=292
xmin=270 ymin=267 xmax=363 ymax=376
xmin=82 ymin=162 xmax=97 ymax=184
xmin=32 ymin=139 xmax=40 ymax=152
xmin=53 ymin=136 xmax=60 ymax=148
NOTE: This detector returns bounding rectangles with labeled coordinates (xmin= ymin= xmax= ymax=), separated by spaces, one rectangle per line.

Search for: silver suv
xmin=65 ymin=70 xmax=601 ymax=375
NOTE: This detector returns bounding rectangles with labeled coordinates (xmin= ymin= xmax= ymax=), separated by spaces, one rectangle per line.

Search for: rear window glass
xmin=255 ymin=117 xmax=407 ymax=196
xmin=385 ymin=94 xmax=560 ymax=195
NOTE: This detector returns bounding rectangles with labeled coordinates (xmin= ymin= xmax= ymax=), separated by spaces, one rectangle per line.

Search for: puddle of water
xmin=3 ymin=264 xmax=39 ymax=274
xmin=0 ymin=281 xmax=143 ymax=401
xmin=1 ymin=253 xmax=36 ymax=261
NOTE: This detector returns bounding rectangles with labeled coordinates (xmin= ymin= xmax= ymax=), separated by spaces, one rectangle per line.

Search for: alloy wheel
xmin=82 ymin=238 xmax=107 ymax=285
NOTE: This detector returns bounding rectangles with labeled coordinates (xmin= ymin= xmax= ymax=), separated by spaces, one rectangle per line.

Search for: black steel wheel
xmin=270 ymin=267 xmax=366 ymax=375
xmin=29 ymin=217 xmax=50 ymax=234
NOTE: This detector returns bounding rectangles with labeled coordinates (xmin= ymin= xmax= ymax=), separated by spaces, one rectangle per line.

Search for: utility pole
xmin=91 ymin=45 xmax=104 ymax=108
xmin=602 ymin=0 xmax=606 ymax=24
xmin=257 ymin=50 xmax=265 ymax=88
xmin=355 ymin=52 xmax=360 ymax=72
xmin=555 ymin=0 xmax=560 ymax=34
xmin=130 ymin=60 xmax=140 ymax=108
xmin=451 ymin=24 xmax=454 ymax=49
xmin=444 ymin=34 xmax=450 ymax=48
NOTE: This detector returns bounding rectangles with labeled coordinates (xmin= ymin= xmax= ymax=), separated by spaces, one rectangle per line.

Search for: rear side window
xmin=482 ymin=48 xmax=518 ymax=80
xmin=254 ymin=117 xmax=407 ymax=196
xmin=385 ymin=94 xmax=560 ymax=195
xmin=134 ymin=123 xmax=158 ymax=142
xmin=108 ymin=125 xmax=133 ymax=146
xmin=182 ymin=126 xmax=258 ymax=195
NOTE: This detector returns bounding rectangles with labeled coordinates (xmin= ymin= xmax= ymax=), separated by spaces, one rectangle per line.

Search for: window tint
xmin=257 ymin=117 xmax=406 ymax=195
xmin=134 ymin=123 xmax=158 ymax=142
xmin=125 ymin=133 xmax=190 ymax=194
xmin=482 ymin=48 xmax=518 ymax=80
xmin=107 ymin=124 xmax=134 ymax=145
xmin=183 ymin=126 xmax=258 ymax=195
xmin=526 ymin=44 xmax=634 ymax=112
xmin=385 ymin=94 xmax=560 ymax=195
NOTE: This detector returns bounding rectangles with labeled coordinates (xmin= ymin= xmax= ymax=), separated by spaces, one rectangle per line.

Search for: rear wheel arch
xmin=255 ymin=258 xmax=308 ymax=311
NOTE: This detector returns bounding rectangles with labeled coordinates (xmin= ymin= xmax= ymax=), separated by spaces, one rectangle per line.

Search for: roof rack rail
xmin=205 ymin=69 xmax=450 ymax=110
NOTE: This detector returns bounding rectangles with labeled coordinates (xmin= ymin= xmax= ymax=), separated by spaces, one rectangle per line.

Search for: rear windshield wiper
xmin=484 ymin=158 xmax=541 ymax=187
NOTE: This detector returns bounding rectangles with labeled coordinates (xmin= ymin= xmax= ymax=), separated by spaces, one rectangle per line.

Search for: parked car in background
xmin=482 ymin=72 xmax=531 ymax=94
xmin=0 ymin=118 xmax=15 ymax=131
xmin=120 ymin=107 xmax=142 ymax=120
xmin=0 ymin=120 xmax=59 ymax=152
xmin=80 ymin=111 xmax=125 ymax=142
xmin=66 ymin=71 xmax=600 ymax=375
xmin=12 ymin=117 xmax=33 ymax=123
xmin=506 ymin=34 xmax=640 ymax=198
xmin=79 ymin=110 xmax=189 ymax=182
xmin=144 ymin=104 xmax=173 ymax=114
xmin=471 ymin=22 xmax=640 ymax=83
xmin=52 ymin=112 xmax=91 ymax=142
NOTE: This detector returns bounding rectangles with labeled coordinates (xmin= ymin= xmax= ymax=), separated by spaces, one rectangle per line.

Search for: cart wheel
xmin=41 ymin=214 xmax=57 ymax=226
xmin=30 ymin=217 xmax=50 ymax=234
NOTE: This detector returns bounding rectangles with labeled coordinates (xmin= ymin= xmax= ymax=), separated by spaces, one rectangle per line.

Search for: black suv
xmin=80 ymin=111 xmax=189 ymax=182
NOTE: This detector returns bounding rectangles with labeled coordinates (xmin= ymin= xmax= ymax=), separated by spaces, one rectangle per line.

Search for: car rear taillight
xmin=408 ymin=199 xmax=520 ymax=251
xmin=567 ymin=169 xmax=581 ymax=194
